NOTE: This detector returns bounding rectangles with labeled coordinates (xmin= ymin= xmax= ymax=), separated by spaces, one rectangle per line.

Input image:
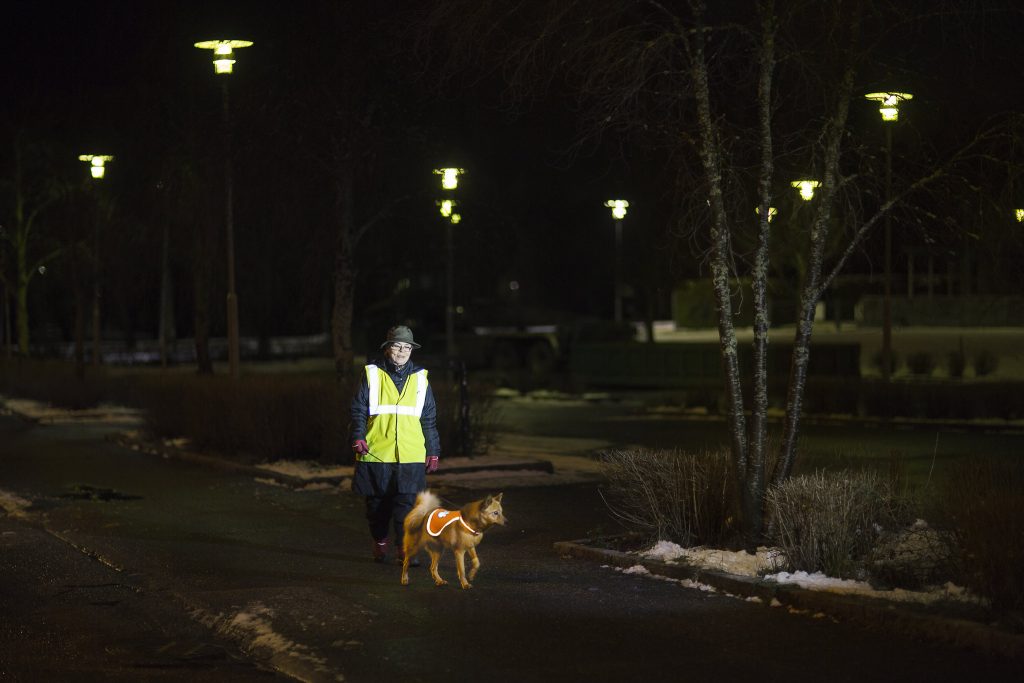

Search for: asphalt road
xmin=1 ymin=412 xmax=1021 ymax=682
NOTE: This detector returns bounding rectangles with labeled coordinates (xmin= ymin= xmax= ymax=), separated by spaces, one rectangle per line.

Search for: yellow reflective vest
xmin=361 ymin=364 xmax=429 ymax=463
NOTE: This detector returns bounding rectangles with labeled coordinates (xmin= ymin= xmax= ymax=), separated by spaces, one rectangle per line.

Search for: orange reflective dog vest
xmin=425 ymin=508 xmax=479 ymax=536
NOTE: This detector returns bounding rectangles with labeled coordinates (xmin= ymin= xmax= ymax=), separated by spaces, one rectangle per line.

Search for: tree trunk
xmin=687 ymin=8 xmax=751 ymax=534
xmin=776 ymin=12 xmax=860 ymax=484
xmin=72 ymin=246 xmax=86 ymax=377
xmin=332 ymin=158 xmax=357 ymax=384
xmin=745 ymin=2 xmax=778 ymax=542
xmin=193 ymin=223 xmax=214 ymax=375
xmin=15 ymin=236 xmax=29 ymax=356
xmin=15 ymin=274 xmax=29 ymax=357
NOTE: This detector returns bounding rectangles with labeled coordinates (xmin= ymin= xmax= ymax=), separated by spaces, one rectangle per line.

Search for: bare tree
xmin=278 ymin=1 xmax=421 ymax=383
xmin=1 ymin=132 xmax=64 ymax=356
xmin=425 ymin=0 xmax=1021 ymax=541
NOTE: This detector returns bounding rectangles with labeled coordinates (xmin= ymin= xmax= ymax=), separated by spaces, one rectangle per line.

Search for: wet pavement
xmin=1 ymin=408 xmax=1022 ymax=681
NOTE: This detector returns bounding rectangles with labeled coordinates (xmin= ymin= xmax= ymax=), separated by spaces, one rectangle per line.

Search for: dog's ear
xmin=482 ymin=494 xmax=492 ymax=507
xmin=494 ymin=492 xmax=503 ymax=502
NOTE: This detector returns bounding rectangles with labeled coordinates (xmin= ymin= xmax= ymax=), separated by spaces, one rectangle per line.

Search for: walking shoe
xmin=373 ymin=539 xmax=389 ymax=563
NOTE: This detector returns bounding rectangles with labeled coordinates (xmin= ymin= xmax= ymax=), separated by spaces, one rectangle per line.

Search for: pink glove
xmin=425 ymin=455 xmax=439 ymax=473
xmin=352 ymin=439 xmax=369 ymax=455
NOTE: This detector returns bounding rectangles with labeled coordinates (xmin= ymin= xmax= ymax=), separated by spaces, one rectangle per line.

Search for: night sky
xmin=3 ymin=1 xmax=1023 ymax=351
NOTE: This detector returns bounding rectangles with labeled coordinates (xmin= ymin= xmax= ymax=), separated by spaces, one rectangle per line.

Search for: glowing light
xmin=437 ymin=199 xmax=456 ymax=217
xmin=790 ymin=180 xmax=820 ymax=201
xmin=1016 ymin=209 xmax=1024 ymax=223
xmin=194 ymin=39 xmax=253 ymax=75
xmin=604 ymin=199 xmax=629 ymax=220
xmin=864 ymin=92 xmax=913 ymax=122
xmin=434 ymin=167 xmax=465 ymax=190
xmin=450 ymin=213 xmax=462 ymax=224
xmin=756 ymin=206 xmax=777 ymax=222
xmin=78 ymin=154 xmax=114 ymax=180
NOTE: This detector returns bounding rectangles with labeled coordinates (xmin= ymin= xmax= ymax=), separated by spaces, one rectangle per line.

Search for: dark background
xmin=2 ymin=1 xmax=1023 ymax=355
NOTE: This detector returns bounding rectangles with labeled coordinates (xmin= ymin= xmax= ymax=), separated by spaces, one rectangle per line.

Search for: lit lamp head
xmin=604 ymin=199 xmax=629 ymax=220
xmin=790 ymin=180 xmax=820 ymax=201
xmin=194 ymin=39 xmax=253 ymax=75
xmin=755 ymin=206 xmax=777 ymax=222
xmin=434 ymin=167 xmax=465 ymax=191
xmin=1016 ymin=209 xmax=1024 ymax=223
xmin=450 ymin=213 xmax=462 ymax=224
xmin=864 ymin=91 xmax=913 ymax=122
xmin=78 ymin=154 xmax=114 ymax=179
xmin=437 ymin=199 xmax=457 ymax=218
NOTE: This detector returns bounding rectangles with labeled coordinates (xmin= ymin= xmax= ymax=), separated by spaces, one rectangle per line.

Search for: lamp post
xmin=603 ymin=199 xmax=629 ymax=323
xmin=434 ymin=168 xmax=464 ymax=360
xmin=195 ymin=38 xmax=252 ymax=379
xmin=864 ymin=91 xmax=912 ymax=382
xmin=78 ymin=154 xmax=113 ymax=367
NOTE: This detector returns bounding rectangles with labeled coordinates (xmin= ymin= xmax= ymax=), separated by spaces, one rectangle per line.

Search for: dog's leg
xmin=467 ymin=547 xmax=481 ymax=581
xmin=401 ymin=532 xmax=424 ymax=586
xmin=428 ymin=549 xmax=446 ymax=586
xmin=454 ymin=549 xmax=472 ymax=589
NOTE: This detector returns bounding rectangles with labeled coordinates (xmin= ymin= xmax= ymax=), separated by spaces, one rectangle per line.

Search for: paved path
xmin=1 ymin=413 xmax=1021 ymax=682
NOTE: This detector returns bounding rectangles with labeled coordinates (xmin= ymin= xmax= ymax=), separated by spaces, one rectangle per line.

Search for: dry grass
xmin=766 ymin=470 xmax=910 ymax=579
xmin=933 ymin=457 xmax=1024 ymax=615
xmin=598 ymin=448 xmax=738 ymax=547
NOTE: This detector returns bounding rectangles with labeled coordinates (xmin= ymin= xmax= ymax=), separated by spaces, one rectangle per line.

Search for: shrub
xmin=0 ymin=359 xmax=498 ymax=465
xmin=431 ymin=375 xmax=499 ymax=458
xmin=0 ymin=359 xmax=126 ymax=409
xmin=973 ymin=350 xmax=999 ymax=377
xmin=137 ymin=374 xmax=350 ymax=464
xmin=905 ymin=351 xmax=935 ymax=377
xmin=766 ymin=470 xmax=907 ymax=579
xmin=867 ymin=520 xmax=954 ymax=590
xmin=598 ymin=448 xmax=738 ymax=547
xmin=947 ymin=349 xmax=966 ymax=379
xmin=870 ymin=350 xmax=899 ymax=376
xmin=933 ymin=458 xmax=1024 ymax=614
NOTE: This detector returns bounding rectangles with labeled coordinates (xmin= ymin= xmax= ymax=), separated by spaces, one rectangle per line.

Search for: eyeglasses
xmin=389 ymin=343 xmax=413 ymax=352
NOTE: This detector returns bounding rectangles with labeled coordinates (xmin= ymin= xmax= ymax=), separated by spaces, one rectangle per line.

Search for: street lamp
xmin=78 ymin=154 xmax=113 ymax=179
xmin=195 ymin=38 xmax=253 ymax=378
xmin=434 ymin=167 xmax=464 ymax=191
xmin=865 ymin=90 xmax=912 ymax=382
xmin=790 ymin=180 xmax=820 ymax=201
xmin=1015 ymin=209 xmax=1023 ymax=223
xmin=79 ymin=154 xmax=114 ymax=367
xmin=604 ymin=199 xmax=629 ymax=323
xmin=756 ymin=206 xmax=777 ymax=222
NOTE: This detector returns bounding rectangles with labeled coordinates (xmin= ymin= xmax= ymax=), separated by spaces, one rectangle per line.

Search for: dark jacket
xmin=349 ymin=357 xmax=440 ymax=495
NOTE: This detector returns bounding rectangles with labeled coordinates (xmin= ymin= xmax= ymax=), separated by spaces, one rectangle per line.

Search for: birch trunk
xmin=331 ymin=158 xmax=357 ymax=384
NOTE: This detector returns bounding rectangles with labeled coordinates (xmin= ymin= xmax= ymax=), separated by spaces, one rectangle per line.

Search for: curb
xmin=106 ymin=432 xmax=342 ymax=489
xmin=107 ymin=432 xmax=555 ymax=489
xmin=553 ymin=539 xmax=1024 ymax=663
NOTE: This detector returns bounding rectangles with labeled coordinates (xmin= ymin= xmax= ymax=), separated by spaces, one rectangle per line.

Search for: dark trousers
xmin=365 ymin=492 xmax=417 ymax=544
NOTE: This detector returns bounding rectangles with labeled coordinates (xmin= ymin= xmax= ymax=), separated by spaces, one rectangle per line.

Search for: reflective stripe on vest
xmin=366 ymin=365 xmax=428 ymax=417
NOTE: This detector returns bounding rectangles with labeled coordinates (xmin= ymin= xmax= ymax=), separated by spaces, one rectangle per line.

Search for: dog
xmin=400 ymin=490 xmax=506 ymax=589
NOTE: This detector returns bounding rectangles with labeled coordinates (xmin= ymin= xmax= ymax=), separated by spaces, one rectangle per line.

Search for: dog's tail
xmin=404 ymin=489 xmax=442 ymax=534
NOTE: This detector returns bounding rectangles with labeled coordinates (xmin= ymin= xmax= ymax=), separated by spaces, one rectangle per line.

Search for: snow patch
xmin=764 ymin=570 xmax=983 ymax=606
xmin=198 ymin=602 xmax=337 ymax=679
xmin=640 ymin=540 xmax=783 ymax=576
xmin=0 ymin=489 xmax=32 ymax=518
xmin=255 ymin=460 xmax=352 ymax=480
